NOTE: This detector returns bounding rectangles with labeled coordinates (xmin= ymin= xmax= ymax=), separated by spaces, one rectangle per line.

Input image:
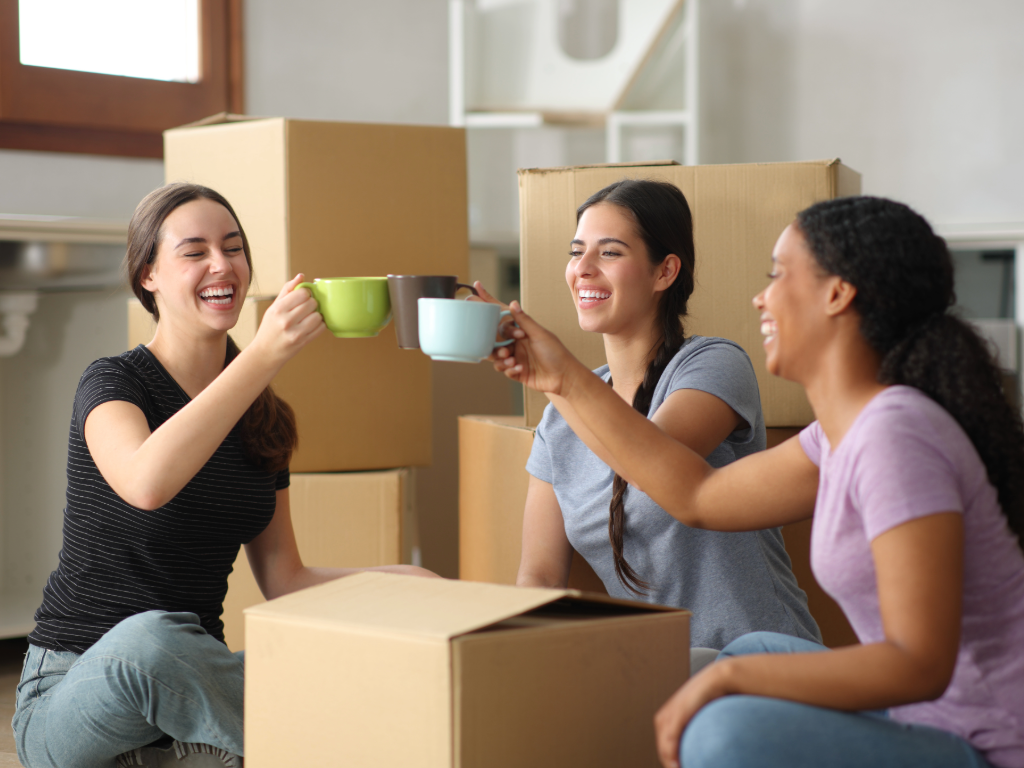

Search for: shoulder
xmin=657 ymin=336 xmax=762 ymax=420
xmin=855 ymin=386 xmax=970 ymax=451
xmin=78 ymin=347 xmax=151 ymax=390
xmin=839 ymin=387 xmax=982 ymax=536
xmin=665 ymin=336 xmax=757 ymax=380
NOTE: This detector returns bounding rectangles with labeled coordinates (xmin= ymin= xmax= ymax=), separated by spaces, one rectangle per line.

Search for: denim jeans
xmin=680 ymin=631 xmax=995 ymax=768
xmin=13 ymin=611 xmax=245 ymax=768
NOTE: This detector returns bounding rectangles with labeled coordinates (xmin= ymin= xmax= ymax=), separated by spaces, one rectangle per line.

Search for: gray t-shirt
xmin=526 ymin=336 xmax=821 ymax=649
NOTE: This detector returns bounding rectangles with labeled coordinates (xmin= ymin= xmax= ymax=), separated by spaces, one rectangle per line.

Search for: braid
xmin=609 ymin=315 xmax=686 ymax=595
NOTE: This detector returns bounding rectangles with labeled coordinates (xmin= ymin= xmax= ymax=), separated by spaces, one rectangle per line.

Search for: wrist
xmin=559 ymin=358 xmax=589 ymax=401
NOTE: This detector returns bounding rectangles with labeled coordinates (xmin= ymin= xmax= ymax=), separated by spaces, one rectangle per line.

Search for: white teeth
xmin=200 ymin=286 xmax=234 ymax=305
xmin=760 ymin=320 xmax=776 ymax=338
xmin=579 ymin=289 xmax=611 ymax=300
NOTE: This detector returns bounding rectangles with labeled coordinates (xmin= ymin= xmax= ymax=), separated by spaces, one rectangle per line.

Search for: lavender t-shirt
xmin=800 ymin=386 xmax=1024 ymax=768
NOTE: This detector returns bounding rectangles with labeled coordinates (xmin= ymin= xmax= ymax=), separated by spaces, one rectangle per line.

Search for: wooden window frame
xmin=0 ymin=0 xmax=243 ymax=159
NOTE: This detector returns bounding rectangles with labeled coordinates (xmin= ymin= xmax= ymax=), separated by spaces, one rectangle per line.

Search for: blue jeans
xmin=680 ymin=632 xmax=994 ymax=768
xmin=13 ymin=611 xmax=245 ymax=768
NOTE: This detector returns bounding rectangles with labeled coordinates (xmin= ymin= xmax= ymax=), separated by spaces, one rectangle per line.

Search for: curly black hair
xmin=797 ymin=196 xmax=1024 ymax=545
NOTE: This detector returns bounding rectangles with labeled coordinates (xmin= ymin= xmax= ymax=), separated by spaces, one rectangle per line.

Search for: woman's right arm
xmin=516 ymin=476 xmax=574 ymax=588
xmin=498 ymin=303 xmax=818 ymax=532
xmin=84 ymin=275 xmax=324 ymax=510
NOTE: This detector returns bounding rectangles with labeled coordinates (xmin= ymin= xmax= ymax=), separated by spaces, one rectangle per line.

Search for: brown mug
xmin=387 ymin=275 xmax=479 ymax=349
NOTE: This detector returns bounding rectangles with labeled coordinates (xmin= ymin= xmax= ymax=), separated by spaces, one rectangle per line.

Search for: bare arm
xmin=498 ymin=304 xmax=818 ymax=531
xmin=547 ymin=386 xmax=743 ymax=484
xmin=246 ymin=489 xmax=439 ymax=600
xmin=654 ymin=512 xmax=964 ymax=768
xmin=85 ymin=275 xmax=323 ymax=510
xmin=516 ymin=476 xmax=574 ymax=588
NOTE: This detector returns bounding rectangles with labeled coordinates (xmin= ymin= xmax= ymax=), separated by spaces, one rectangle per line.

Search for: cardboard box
xmin=244 ymin=572 xmax=689 ymax=767
xmin=519 ymin=159 xmax=861 ymax=428
xmin=164 ymin=116 xmax=469 ymax=297
xmin=128 ymin=295 xmax=432 ymax=472
xmin=221 ymin=469 xmax=414 ymax=651
xmin=458 ymin=414 xmax=606 ymax=593
xmin=158 ymin=116 xmax=470 ymax=470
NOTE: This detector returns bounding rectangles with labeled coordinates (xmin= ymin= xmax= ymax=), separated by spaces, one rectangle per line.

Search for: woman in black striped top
xmin=12 ymin=183 xmax=437 ymax=768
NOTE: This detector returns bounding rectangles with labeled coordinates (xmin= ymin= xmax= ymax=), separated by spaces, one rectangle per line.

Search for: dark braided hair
xmin=125 ymin=182 xmax=298 ymax=473
xmin=797 ymin=196 xmax=1024 ymax=545
xmin=578 ymin=179 xmax=696 ymax=594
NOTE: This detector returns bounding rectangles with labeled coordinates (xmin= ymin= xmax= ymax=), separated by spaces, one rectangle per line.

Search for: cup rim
xmin=387 ymin=274 xmax=459 ymax=280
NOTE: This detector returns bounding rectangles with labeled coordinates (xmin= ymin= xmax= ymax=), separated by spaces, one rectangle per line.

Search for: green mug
xmin=294 ymin=277 xmax=392 ymax=338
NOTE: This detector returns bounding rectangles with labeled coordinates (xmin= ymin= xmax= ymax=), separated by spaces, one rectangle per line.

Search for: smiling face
xmin=753 ymin=223 xmax=844 ymax=383
xmin=141 ymin=198 xmax=250 ymax=336
xmin=565 ymin=202 xmax=678 ymax=338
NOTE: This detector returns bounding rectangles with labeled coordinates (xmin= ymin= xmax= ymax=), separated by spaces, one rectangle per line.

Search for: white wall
xmin=245 ymin=0 xmax=449 ymax=124
xmin=701 ymin=0 xmax=1024 ymax=227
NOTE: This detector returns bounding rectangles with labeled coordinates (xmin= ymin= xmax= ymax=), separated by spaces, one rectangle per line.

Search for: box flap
xmin=519 ymin=159 xmax=679 ymax=175
xmin=171 ymin=112 xmax=267 ymax=129
xmin=245 ymin=571 xmax=580 ymax=640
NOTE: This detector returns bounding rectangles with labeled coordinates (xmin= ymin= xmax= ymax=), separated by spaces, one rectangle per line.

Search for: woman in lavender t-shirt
xmin=492 ymin=196 xmax=1024 ymax=768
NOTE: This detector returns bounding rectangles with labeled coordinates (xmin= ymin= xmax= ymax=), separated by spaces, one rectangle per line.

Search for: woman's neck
xmin=146 ymin=322 xmax=229 ymax=399
xmin=603 ymin=319 xmax=664 ymax=404
xmin=802 ymin=329 xmax=886 ymax=450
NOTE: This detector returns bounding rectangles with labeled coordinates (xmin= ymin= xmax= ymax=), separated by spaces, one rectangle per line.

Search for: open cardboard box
xmin=519 ymin=159 xmax=861 ymax=427
xmin=244 ymin=572 xmax=688 ymax=767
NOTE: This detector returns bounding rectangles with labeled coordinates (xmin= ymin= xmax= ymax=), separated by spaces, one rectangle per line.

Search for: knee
xmin=681 ymin=696 xmax=774 ymax=768
xmin=92 ymin=611 xmax=204 ymax=667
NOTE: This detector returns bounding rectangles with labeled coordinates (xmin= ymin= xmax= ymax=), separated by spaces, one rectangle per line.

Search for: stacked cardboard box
xmin=244 ymin=572 xmax=689 ymax=768
xmin=161 ymin=115 xmax=469 ymax=471
xmin=460 ymin=160 xmax=860 ymax=646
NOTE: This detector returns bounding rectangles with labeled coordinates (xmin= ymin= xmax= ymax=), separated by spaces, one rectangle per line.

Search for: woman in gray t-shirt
xmin=513 ymin=178 xmax=820 ymax=663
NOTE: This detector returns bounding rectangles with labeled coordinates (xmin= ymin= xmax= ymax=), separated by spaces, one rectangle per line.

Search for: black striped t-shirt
xmin=29 ymin=345 xmax=287 ymax=653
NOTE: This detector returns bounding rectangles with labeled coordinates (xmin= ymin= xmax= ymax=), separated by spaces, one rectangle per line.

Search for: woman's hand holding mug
xmin=250 ymin=273 xmax=326 ymax=368
xmin=492 ymin=301 xmax=585 ymax=397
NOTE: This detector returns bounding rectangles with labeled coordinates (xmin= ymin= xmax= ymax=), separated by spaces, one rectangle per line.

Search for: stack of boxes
xmin=459 ymin=159 xmax=862 ymax=648
xmin=128 ymin=115 xmax=469 ymax=650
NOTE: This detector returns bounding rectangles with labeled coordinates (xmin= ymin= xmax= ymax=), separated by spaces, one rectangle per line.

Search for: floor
xmin=0 ymin=638 xmax=24 ymax=766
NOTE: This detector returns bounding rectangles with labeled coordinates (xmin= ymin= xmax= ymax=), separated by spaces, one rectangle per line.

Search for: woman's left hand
xmin=654 ymin=661 xmax=732 ymax=768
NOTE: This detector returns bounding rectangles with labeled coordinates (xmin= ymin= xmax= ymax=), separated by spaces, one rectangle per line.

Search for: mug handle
xmin=494 ymin=309 xmax=516 ymax=348
xmin=294 ymin=282 xmax=319 ymax=304
xmin=455 ymin=282 xmax=480 ymax=299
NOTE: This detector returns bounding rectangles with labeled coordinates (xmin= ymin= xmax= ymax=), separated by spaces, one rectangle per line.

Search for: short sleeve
xmin=275 ymin=467 xmax=291 ymax=491
xmin=525 ymin=403 xmax=555 ymax=483
xmin=73 ymin=358 xmax=150 ymax=442
xmin=799 ymin=421 xmax=825 ymax=467
xmin=850 ymin=410 xmax=965 ymax=541
xmin=662 ymin=340 xmax=762 ymax=444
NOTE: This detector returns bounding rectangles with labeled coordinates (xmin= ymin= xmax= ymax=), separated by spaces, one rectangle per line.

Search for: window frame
xmin=0 ymin=0 xmax=243 ymax=158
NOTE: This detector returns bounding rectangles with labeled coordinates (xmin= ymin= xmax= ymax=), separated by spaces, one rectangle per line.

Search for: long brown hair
xmin=579 ymin=179 xmax=696 ymax=595
xmin=125 ymin=182 xmax=297 ymax=473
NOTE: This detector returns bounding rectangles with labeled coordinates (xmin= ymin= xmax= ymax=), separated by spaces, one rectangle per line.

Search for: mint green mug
xmin=417 ymin=298 xmax=515 ymax=363
xmin=294 ymin=277 xmax=391 ymax=338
